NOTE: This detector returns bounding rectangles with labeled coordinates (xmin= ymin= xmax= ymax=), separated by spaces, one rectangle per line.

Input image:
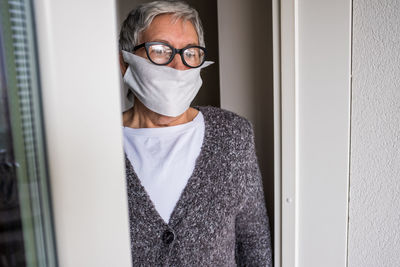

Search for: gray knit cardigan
xmin=125 ymin=106 xmax=272 ymax=266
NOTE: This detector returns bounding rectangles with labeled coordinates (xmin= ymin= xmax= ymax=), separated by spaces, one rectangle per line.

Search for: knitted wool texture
xmin=125 ymin=106 xmax=272 ymax=266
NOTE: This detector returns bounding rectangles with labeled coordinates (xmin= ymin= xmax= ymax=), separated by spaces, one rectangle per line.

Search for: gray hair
xmin=119 ymin=1 xmax=205 ymax=52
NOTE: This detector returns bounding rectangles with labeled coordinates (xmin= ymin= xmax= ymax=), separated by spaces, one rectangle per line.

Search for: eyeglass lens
xmin=148 ymin=44 xmax=205 ymax=67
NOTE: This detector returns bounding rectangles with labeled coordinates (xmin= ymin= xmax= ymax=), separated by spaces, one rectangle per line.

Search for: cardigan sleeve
xmin=235 ymin=121 xmax=273 ymax=267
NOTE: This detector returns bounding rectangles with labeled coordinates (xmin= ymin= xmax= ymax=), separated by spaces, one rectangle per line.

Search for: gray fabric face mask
xmin=122 ymin=51 xmax=213 ymax=117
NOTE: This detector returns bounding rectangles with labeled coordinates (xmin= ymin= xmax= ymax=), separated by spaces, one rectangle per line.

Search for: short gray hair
xmin=119 ymin=1 xmax=205 ymax=52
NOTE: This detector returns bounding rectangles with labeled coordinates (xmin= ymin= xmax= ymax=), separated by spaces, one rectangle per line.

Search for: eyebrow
xmin=150 ymin=39 xmax=199 ymax=48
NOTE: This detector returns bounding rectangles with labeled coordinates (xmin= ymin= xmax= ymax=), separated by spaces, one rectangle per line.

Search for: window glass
xmin=0 ymin=0 xmax=57 ymax=266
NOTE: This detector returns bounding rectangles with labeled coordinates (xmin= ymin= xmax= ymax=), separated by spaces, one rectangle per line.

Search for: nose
xmin=168 ymin=53 xmax=189 ymax=70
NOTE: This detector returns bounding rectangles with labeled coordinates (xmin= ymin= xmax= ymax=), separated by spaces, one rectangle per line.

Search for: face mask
xmin=122 ymin=50 xmax=213 ymax=117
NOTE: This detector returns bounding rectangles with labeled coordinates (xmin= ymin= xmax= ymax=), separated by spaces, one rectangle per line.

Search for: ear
xmin=119 ymin=51 xmax=128 ymax=76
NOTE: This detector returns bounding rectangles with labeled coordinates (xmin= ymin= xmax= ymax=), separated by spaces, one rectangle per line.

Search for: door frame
xmin=274 ymin=0 xmax=352 ymax=266
xmin=33 ymin=1 xmax=132 ymax=266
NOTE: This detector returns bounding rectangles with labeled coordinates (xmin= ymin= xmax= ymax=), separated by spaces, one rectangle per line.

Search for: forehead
xmin=140 ymin=14 xmax=199 ymax=45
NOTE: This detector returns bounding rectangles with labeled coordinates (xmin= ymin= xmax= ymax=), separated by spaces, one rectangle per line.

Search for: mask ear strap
xmin=119 ymin=51 xmax=129 ymax=76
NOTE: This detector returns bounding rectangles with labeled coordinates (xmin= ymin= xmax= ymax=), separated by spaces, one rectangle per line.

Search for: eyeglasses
xmin=133 ymin=42 xmax=207 ymax=68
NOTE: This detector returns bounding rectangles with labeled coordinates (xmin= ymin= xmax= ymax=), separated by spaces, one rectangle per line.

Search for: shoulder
xmin=194 ymin=106 xmax=259 ymax=202
xmin=196 ymin=106 xmax=254 ymax=150
xmin=196 ymin=106 xmax=253 ymax=134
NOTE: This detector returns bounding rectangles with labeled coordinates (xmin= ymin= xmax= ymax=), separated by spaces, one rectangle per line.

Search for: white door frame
xmin=33 ymin=1 xmax=132 ymax=266
xmin=274 ymin=0 xmax=352 ymax=266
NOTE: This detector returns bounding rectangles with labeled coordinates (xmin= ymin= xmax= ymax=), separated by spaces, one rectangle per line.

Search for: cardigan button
xmin=162 ymin=230 xmax=175 ymax=245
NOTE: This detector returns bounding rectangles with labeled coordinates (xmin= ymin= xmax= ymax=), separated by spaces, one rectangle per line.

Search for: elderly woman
xmin=119 ymin=1 xmax=272 ymax=266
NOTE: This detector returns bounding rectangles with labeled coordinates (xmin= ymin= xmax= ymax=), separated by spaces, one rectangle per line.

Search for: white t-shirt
xmin=123 ymin=111 xmax=205 ymax=223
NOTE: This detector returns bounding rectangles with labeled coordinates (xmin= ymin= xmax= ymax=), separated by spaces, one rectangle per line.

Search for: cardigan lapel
xmin=125 ymin=156 xmax=168 ymax=227
xmin=168 ymin=107 xmax=218 ymax=228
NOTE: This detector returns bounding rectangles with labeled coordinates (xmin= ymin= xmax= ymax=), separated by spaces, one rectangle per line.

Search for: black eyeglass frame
xmin=133 ymin=41 xmax=207 ymax=68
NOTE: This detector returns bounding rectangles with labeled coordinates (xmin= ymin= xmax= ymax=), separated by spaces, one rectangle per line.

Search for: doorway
xmin=117 ymin=0 xmax=275 ymax=253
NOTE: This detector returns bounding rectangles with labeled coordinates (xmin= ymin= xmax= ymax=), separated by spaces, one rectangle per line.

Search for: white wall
xmin=348 ymin=1 xmax=400 ymax=266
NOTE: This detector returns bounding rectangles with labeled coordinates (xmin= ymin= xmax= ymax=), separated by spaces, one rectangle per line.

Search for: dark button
xmin=162 ymin=230 xmax=175 ymax=245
